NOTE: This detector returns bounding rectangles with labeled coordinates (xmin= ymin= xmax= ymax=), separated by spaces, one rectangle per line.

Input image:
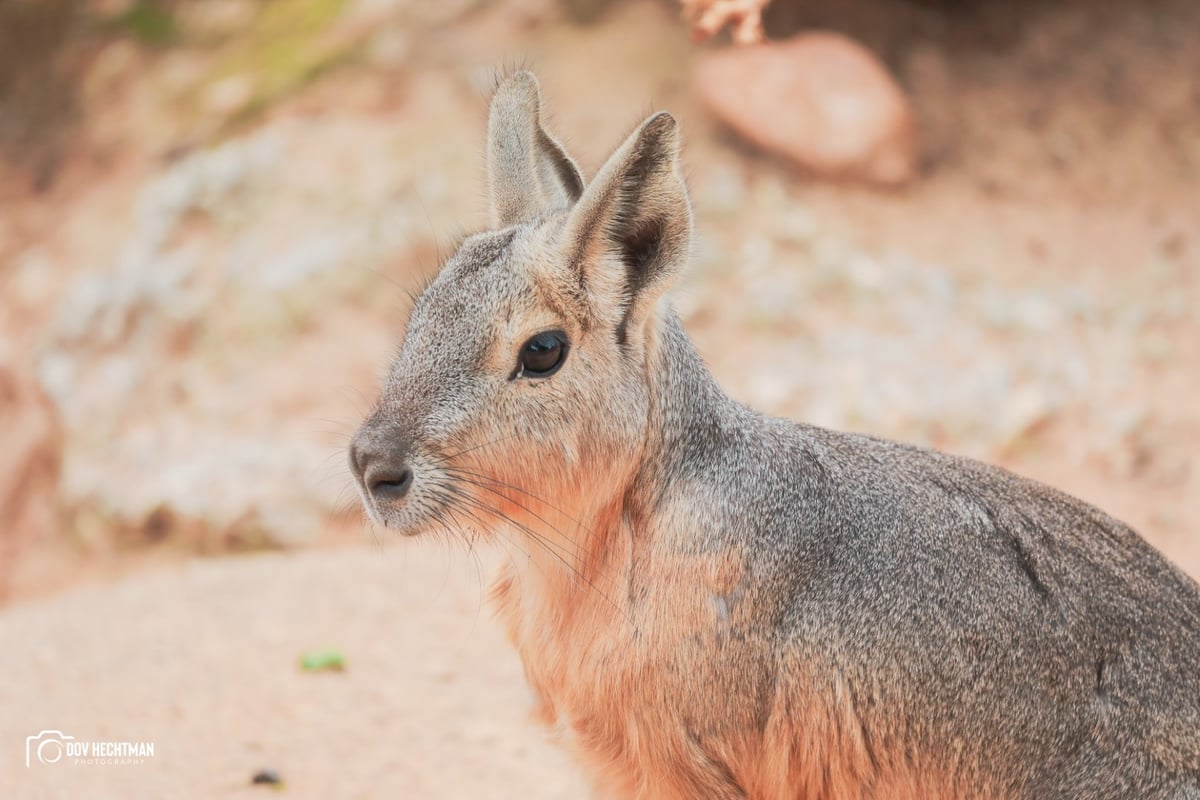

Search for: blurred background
xmin=1 ymin=0 xmax=1197 ymax=796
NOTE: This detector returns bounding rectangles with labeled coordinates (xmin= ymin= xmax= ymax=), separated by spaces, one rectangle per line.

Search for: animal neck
xmin=494 ymin=311 xmax=744 ymax=618
xmin=634 ymin=310 xmax=748 ymax=502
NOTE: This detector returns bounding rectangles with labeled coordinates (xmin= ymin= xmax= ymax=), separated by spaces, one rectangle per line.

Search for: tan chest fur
xmin=490 ymin=542 xmax=756 ymax=798
xmin=487 ymin=514 xmax=973 ymax=800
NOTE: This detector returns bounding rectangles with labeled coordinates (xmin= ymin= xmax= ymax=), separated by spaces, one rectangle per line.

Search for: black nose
xmin=366 ymin=462 xmax=413 ymax=500
xmin=350 ymin=437 xmax=414 ymax=502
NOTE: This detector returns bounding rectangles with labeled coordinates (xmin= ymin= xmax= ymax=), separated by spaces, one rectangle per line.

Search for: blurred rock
xmin=565 ymin=0 xmax=609 ymax=24
xmin=36 ymin=119 xmax=432 ymax=554
xmin=0 ymin=355 xmax=62 ymax=596
xmin=682 ymin=0 xmax=770 ymax=44
xmin=176 ymin=0 xmax=255 ymax=39
xmin=996 ymin=383 xmax=1058 ymax=449
xmin=695 ymin=33 xmax=919 ymax=186
xmin=86 ymin=0 xmax=135 ymax=20
xmin=695 ymin=162 xmax=748 ymax=215
xmin=204 ymin=73 xmax=256 ymax=119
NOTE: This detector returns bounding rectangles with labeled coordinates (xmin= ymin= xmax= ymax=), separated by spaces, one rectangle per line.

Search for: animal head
xmin=350 ymin=71 xmax=693 ymax=539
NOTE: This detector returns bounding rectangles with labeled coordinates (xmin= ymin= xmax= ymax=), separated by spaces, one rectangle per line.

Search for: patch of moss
xmin=205 ymin=0 xmax=356 ymax=128
xmin=113 ymin=1 xmax=177 ymax=46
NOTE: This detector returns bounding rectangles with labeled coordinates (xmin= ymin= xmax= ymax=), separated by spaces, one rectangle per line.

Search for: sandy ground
xmin=1 ymin=545 xmax=586 ymax=799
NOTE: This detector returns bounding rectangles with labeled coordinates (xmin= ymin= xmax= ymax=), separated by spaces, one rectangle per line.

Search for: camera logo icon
xmin=26 ymin=730 xmax=74 ymax=767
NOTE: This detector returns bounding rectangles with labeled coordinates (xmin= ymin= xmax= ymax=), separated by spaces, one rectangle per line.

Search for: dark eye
xmin=516 ymin=330 xmax=569 ymax=378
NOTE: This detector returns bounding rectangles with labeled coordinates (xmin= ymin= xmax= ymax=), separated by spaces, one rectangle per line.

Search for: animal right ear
xmin=561 ymin=112 xmax=692 ymax=346
xmin=486 ymin=72 xmax=585 ymax=228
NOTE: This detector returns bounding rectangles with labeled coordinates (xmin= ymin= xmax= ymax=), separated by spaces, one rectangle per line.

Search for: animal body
xmin=349 ymin=71 xmax=1200 ymax=799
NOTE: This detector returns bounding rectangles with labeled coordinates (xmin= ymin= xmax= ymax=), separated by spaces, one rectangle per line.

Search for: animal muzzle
xmin=350 ymin=417 xmax=415 ymax=509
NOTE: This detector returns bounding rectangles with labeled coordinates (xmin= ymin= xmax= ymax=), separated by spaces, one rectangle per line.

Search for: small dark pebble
xmin=252 ymin=768 xmax=282 ymax=785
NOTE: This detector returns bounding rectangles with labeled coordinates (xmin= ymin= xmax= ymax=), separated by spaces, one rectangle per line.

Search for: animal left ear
xmin=487 ymin=71 xmax=585 ymax=228
xmin=562 ymin=112 xmax=692 ymax=345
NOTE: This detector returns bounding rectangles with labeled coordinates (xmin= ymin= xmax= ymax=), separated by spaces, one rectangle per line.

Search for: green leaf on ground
xmin=299 ymin=648 xmax=346 ymax=672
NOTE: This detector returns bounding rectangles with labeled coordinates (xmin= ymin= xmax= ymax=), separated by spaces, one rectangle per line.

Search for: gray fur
xmin=352 ymin=71 xmax=1200 ymax=799
xmin=487 ymin=71 xmax=584 ymax=228
xmin=640 ymin=315 xmax=1200 ymax=798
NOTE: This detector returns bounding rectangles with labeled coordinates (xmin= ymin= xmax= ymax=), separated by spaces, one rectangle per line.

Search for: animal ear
xmin=563 ymin=112 xmax=692 ymax=344
xmin=486 ymin=71 xmax=584 ymax=228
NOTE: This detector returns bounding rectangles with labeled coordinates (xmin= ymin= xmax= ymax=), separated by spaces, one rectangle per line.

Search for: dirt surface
xmin=1 ymin=0 xmax=1197 ymax=796
xmin=1 ymin=546 xmax=585 ymax=799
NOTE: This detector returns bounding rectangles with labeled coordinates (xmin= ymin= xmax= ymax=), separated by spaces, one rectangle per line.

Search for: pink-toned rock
xmin=681 ymin=0 xmax=772 ymax=43
xmin=695 ymin=32 xmax=919 ymax=186
xmin=0 ymin=358 xmax=62 ymax=598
